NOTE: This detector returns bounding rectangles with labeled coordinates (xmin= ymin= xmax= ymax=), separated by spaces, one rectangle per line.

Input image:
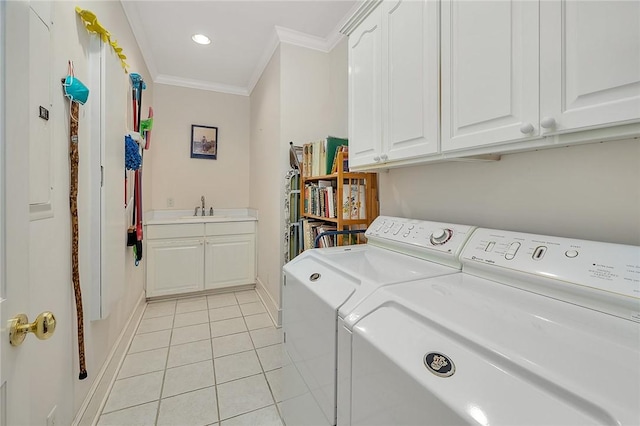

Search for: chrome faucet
xmin=201 ymin=196 xmax=205 ymax=216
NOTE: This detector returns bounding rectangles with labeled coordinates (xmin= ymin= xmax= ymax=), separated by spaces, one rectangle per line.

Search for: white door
xmin=441 ymin=0 xmax=540 ymax=152
xmin=348 ymin=5 xmax=383 ymax=168
xmin=540 ymin=0 xmax=640 ymax=134
xmin=1 ymin=1 xmax=34 ymax=424
xmin=382 ymin=0 xmax=439 ymax=162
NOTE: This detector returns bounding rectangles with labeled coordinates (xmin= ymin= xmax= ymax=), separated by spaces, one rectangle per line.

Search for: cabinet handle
xmin=519 ymin=123 xmax=534 ymax=134
xmin=380 ymin=153 xmax=388 ymax=161
xmin=373 ymin=155 xmax=381 ymax=162
xmin=540 ymin=117 xmax=556 ymax=129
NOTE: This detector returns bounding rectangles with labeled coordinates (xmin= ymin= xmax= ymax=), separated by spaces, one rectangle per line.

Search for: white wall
xmin=6 ymin=1 xmax=150 ymax=424
xmin=380 ymin=138 xmax=640 ymax=245
xmin=150 ymin=84 xmax=250 ymax=211
xmin=249 ymin=47 xmax=282 ymax=322
xmin=248 ymin=40 xmax=349 ymax=323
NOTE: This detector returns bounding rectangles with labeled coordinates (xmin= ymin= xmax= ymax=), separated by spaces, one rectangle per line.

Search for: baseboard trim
xmin=256 ymin=277 xmax=282 ymax=327
xmin=72 ymin=291 xmax=146 ymax=426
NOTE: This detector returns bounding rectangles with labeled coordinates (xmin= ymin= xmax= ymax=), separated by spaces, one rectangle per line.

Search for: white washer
xmin=339 ymin=228 xmax=640 ymax=425
xmin=281 ymin=216 xmax=476 ymax=426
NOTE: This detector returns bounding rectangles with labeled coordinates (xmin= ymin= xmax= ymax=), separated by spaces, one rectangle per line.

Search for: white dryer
xmin=338 ymin=228 xmax=640 ymax=425
xmin=281 ymin=216 xmax=476 ymax=426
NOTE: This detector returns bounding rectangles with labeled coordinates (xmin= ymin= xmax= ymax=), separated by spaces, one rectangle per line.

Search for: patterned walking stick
xmin=63 ymin=61 xmax=89 ymax=380
xmin=69 ymin=101 xmax=88 ymax=380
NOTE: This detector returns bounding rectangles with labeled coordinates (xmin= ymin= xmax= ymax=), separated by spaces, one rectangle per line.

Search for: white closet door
xmin=540 ymin=0 xmax=640 ymax=134
xmin=348 ymin=6 xmax=382 ymax=168
xmin=382 ymin=0 xmax=439 ymax=161
xmin=441 ymin=0 xmax=539 ymax=152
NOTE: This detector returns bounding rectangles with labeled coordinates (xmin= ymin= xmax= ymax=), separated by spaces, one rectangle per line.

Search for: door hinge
xmin=283 ymin=332 xmax=286 ymax=343
xmin=100 ymin=166 xmax=104 ymax=187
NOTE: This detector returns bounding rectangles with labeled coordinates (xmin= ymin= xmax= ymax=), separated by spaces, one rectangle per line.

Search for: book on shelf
xmin=302 ymin=137 xmax=348 ymax=177
xmin=326 ymin=137 xmax=348 ymax=175
xmin=302 ymin=218 xmax=322 ymax=250
xmin=316 ymin=224 xmax=337 ymax=248
xmin=332 ymin=146 xmax=349 ymax=174
xmin=342 ymin=184 xmax=366 ymax=220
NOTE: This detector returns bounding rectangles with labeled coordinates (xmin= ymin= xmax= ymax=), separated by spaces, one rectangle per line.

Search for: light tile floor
xmin=98 ymin=290 xmax=285 ymax=426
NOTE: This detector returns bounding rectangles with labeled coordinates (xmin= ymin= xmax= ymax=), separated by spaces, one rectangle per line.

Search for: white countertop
xmin=144 ymin=208 xmax=258 ymax=225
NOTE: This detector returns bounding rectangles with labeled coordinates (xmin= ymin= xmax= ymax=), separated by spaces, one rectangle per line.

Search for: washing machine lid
xmin=347 ymin=273 xmax=640 ymax=425
xmin=285 ymin=244 xmax=461 ymax=313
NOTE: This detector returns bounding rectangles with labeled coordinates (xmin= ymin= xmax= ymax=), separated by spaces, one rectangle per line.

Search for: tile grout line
xmin=210 ymin=294 xmax=224 ymax=425
xmin=154 ymin=300 xmax=177 ymax=425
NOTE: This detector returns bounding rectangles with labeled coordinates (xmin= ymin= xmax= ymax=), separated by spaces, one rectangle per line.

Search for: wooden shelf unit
xmin=300 ymin=151 xmax=378 ymax=248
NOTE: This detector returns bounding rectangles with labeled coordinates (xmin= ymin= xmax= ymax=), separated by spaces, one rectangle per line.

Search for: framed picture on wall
xmin=191 ymin=124 xmax=218 ymax=159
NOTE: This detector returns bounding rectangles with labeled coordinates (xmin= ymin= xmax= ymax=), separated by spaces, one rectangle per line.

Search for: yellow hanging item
xmin=75 ymin=7 xmax=129 ymax=73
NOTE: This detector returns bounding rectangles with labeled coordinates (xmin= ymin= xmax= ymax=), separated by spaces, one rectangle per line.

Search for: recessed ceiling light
xmin=192 ymin=34 xmax=211 ymax=45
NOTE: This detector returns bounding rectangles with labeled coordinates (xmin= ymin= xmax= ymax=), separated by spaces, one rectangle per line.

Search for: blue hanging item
xmin=62 ymin=61 xmax=90 ymax=105
xmin=125 ymin=135 xmax=142 ymax=170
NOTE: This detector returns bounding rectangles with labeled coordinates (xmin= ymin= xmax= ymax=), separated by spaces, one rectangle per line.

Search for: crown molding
xmin=340 ymin=0 xmax=382 ymax=36
xmin=275 ymin=25 xmax=332 ymax=53
xmin=155 ymin=75 xmax=249 ymax=97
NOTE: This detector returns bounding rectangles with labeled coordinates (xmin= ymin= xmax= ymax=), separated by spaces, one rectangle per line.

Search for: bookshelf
xmin=300 ymin=150 xmax=378 ymax=249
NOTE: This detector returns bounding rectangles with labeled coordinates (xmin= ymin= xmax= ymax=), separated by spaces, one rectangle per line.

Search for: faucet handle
xmin=194 ymin=206 xmax=200 ymax=216
xmin=209 ymin=207 xmax=214 ymax=216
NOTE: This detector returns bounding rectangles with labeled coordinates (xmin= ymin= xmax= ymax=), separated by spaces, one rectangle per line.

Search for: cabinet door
xmin=382 ymin=0 xmax=439 ymax=161
xmin=205 ymin=234 xmax=256 ymax=290
xmin=146 ymin=239 xmax=204 ymax=297
xmin=540 ymin=1 xmax=640 ymax=134
xmin=348 ymin=6 xmax=383 ymax=168
xmin=441 ymin=0 xmax=539 ymax=152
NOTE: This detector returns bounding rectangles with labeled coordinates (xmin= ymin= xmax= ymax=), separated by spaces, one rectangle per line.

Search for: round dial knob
xmin=430 ymin=229 xmax=452 ymax=245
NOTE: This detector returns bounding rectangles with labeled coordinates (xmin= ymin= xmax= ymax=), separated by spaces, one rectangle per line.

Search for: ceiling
xmin=122 ymin=1 xmax=361 ymax=96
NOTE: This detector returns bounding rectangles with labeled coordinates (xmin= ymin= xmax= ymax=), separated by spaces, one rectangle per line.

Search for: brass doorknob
xmin=9 ymin=312 xmax=56 ymax=346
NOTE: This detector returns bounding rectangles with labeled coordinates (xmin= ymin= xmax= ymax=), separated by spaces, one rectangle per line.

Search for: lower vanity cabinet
xmin=205 ymin=222 xmax=256 ymax=290
xmin=145 ymin=221 xmax=256 ymax=298
xmin=145 ymin=223 xmax=205 ymax=298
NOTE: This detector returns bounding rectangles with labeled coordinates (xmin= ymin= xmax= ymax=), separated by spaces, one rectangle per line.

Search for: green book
xmin=325 ymin=136 xmax=348 ymax=175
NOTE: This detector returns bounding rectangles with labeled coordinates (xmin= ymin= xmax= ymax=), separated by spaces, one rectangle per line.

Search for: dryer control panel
xmin=461 ymin=228 xmax=640 ymax=322
xmin=366 ymin=216 xmax=476 ymax=267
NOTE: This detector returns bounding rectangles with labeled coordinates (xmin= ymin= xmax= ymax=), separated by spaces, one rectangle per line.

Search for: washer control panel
xmin=365 ymin=216 xmax=475 ymax=256
xmin=461 ymin=228 xmax=640 ymax=321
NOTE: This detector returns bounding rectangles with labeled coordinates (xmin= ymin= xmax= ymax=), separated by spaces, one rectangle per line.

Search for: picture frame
xmin=191 ymin=124 xmax=218 ymax=159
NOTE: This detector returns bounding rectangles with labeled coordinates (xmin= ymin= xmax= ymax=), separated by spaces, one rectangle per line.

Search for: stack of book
xmin=301 ymin=219 xmax=338 ymax=250
xmin=303 ymin=181 xmax=367 ymax=220
xmin=302 ymin=137 xmax=348 ymax=177
xmin=303 ymin=180 xmax=337 ymax=218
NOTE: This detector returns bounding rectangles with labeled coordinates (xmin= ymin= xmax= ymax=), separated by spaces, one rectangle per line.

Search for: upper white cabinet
xmin=345 ymin=0 xmax=640 ymax=169
xmin=349 ymin=5 xmax=382 ymax=168
xmin=348 ymin=0 xmax=439 ymax=169
xmin=441 ymin=0 xmax=540 ymax=152
xmin=540 ymin=0 xmax=640 ymax=135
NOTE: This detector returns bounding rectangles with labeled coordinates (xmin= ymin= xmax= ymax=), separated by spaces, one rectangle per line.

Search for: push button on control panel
xmin=565 ymin=250 xmax=579 ymax=258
